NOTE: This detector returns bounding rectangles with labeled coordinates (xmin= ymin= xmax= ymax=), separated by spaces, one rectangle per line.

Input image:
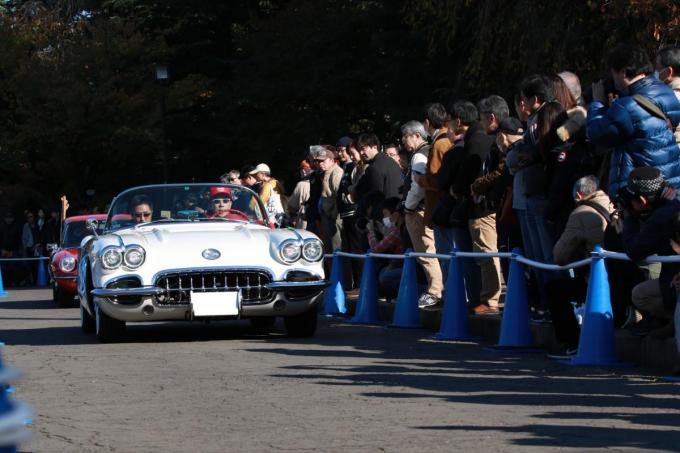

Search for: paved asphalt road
xmin=0 ymin=288 xmax=679 ymax=452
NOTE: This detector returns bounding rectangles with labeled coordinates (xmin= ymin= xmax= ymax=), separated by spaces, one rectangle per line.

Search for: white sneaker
xmin=418 ymin=293 xmax=441 ymax=310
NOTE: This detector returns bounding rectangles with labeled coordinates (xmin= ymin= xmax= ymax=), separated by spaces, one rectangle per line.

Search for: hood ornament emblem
xmin=202 ymin=248 xmax=221 ymax=260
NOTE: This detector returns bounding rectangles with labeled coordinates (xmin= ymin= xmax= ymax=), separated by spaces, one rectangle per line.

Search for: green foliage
xmin=0 ymin=0 xmax=679 ymax=208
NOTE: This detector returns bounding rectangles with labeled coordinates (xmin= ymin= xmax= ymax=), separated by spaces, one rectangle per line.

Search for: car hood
xmin=89 ymin=222 xmax=323 ymax=284
xmin=121 ymin=223 xmax=281 ymax=265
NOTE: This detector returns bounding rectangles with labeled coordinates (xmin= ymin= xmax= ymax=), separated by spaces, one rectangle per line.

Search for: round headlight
xmin=59 ymin=255 xmax=77 ymax=273
xmin=124 ymin=245 xmax=146 ymax=269
xmin=302 ymin=239 xmax=323 ymax=262
xmin=279 ymin=240 xmax=302 ymax=263
xmin=101 ymin=247 xmax=123 ymax=270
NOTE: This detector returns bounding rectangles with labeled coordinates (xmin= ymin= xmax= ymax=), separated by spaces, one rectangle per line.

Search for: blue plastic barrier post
xmin=436 ymin=250 xmax=477 ymax=340
xmin=350 ymin=253 xmax=381 ymax=325
xmin=323 ymin=250 xmax=347 ymax=316
xmin=487 ymin=248 xmax=537 ymax=351
xmin=568 ymin=245 xmax=628 ymax=366
xmin=390 ymin=249 xmax=421 ymax=328
xmin=36 ymin=258 xmax=48 ymax=288
xmin=0 ymin=265 xmax=7 ymax=297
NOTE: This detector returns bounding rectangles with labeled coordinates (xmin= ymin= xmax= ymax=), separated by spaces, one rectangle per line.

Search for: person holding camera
xmin=587 ymin=44 xmax=680 ymax=196
xmin=621 ymin=167 xmax=680 ymax=338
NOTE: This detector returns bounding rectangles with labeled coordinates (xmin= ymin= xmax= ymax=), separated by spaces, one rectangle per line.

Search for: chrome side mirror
xmin=85 ymin=218 xmax=99 ymax=238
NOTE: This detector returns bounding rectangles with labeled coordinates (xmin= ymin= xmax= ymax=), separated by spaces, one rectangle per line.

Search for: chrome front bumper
xmin=91 ymin=280 xmax=329 ymax=298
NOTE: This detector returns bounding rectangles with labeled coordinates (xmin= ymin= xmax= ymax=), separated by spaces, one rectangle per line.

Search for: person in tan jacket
xmin=412 ymin=103 xmax=451 ymax=309
xmin=546 ymin=176 xmax=613 ymax=359
xmin=317 ymin=147 xmax=344 ymax=252
xmin=416 ymin=103 xmax=452 ymax=229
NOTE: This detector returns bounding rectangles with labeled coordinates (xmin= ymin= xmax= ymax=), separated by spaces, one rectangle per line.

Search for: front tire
xmin=284 ymin=306 xmax=318 ymax=338
xmin=250 ymin=316 xmax=277 ymax=330
xmin=80 ymin=303 xmax=95 ymax=333
xmin=95 ymin=303 xmax=126 ymax=343
xmin=54 ymin=285 xmax=74 ymax=308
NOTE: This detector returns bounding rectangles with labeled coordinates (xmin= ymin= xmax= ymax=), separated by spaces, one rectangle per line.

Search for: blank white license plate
xmin=191 ymin=291 xmax=240 ymax=317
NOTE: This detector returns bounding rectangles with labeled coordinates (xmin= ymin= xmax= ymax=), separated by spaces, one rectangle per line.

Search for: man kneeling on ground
xmin=622 ymin=167 xmax=680 ymax=338
xmin=547 ymin=175 xmax=613 ymax=359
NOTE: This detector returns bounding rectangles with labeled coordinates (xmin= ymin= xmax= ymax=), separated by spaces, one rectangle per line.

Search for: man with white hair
xmin=220 ymin=169 xmax=241 ymax=185
xmin=401 ymin=120 xmax=443 ymax=306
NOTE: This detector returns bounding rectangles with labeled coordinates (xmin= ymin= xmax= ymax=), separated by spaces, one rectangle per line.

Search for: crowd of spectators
xmin=0 ymin=208 xmax=60 ymax=286
xmin=231 ymin=43 xmax=680 ymax=372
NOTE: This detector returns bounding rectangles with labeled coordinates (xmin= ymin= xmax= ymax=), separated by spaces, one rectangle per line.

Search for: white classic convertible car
xmin=77 ymin=183 xmax=327 ymax=342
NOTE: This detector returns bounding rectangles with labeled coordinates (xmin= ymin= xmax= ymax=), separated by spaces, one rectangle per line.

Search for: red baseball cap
xmin=210 ymin=187 xmax=232 ymax=198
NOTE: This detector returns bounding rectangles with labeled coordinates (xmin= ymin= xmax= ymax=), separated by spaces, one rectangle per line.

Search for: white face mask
xmin=382 ymin=217 xmax=394 ymax=229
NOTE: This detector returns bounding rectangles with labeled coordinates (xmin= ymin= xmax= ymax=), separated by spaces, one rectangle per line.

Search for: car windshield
xmin=62 ymin=220 xmax=103 ymax=247
xmin=105 ymin=184 xmax=267 ymax=231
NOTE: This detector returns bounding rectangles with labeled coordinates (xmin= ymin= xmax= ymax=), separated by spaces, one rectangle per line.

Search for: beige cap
xmin=249 ymin=163 xmax=271 ymax=174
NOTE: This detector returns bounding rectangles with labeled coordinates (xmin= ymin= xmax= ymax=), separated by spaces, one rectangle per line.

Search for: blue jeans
xmin=516 ymin=208 xmax=538 ymax=262
xmin=433 ymin=225 xmax=455 ymax=277
xmin=379 ymin=266 xmax=403 ymax=299
xmin=524 ymin=195 xmax=569 ymax=308
xmin=435 ymin=224 xmax=480 ymax=305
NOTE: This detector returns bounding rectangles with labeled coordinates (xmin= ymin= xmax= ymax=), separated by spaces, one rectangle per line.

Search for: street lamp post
xmin=155 ymin=64 xmax=169 ymax=183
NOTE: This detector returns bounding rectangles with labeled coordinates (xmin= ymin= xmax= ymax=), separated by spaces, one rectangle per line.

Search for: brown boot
xmin=469 ymin=303 xmax=500 ymax=315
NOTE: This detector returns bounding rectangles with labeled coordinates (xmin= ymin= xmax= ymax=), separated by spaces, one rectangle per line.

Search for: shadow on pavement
xmin=0 ymin=320 xmax=288 ymax=346
xmin=416 ymin=424 xmax=678 ymax=450
xmin=245 ymin=318 xmax=680 ymax=451
xmin=0 ymin=299 xmax=58 ymax=310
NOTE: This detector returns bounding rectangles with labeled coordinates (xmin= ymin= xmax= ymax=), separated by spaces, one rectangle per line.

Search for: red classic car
xmin=49 ymin=214 xmax=107 ymax=306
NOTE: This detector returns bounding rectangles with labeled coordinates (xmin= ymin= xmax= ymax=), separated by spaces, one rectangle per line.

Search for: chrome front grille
xmin=154 ymin=269 xmax=274 ymax=306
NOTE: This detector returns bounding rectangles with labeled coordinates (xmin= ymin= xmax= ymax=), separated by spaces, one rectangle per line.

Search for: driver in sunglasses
xmin=208 ymin=187 xmax=248 ymax=221
xmin=130 ymin=195 xmax=154 ymax=224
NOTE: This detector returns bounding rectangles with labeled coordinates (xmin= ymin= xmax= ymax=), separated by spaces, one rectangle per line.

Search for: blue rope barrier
xmin=325 ymin=249 xmax=680 ymax=267
xmin=0 ymin=257 xmax=49 ymax=262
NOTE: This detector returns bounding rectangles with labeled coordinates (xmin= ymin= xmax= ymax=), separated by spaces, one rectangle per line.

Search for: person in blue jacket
xmin=587 ymin=44 xmax=680 ymax=197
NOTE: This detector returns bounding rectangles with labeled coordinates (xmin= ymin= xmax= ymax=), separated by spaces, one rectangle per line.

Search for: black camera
xmin=583 ymin=74 xmax=619 ymax=105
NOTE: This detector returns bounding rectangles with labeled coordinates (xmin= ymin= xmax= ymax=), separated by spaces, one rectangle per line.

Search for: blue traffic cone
xmin=390 ymin=250 xmax=421 ymax=328
xmin=569 ymin=245 xmax=628 ymax=366
xmin=0 ymin=343 xmax=31 ymax=451
xmin=0 ymin=266 xmax=7 ymax=297
xmin=36 ymin=258 xmax=48 ymax=288
xmin=489 ymin=248 xmax=537 ymax=350
xmin=324 ymin=250 xmax=347 ymax=316
xmin=436 ymin=250 xmax=477 ymax=340
xmin=350 ymin=253 xmax=381 ymax=325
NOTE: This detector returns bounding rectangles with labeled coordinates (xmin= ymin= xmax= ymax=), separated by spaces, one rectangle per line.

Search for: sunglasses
xmin=212 ymin=198 xmax=231 ymax=204
xmin=228 ymin=178 xmax=238 ymax=182
xmin=133 ymin=211 xmax=152 ymax=218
